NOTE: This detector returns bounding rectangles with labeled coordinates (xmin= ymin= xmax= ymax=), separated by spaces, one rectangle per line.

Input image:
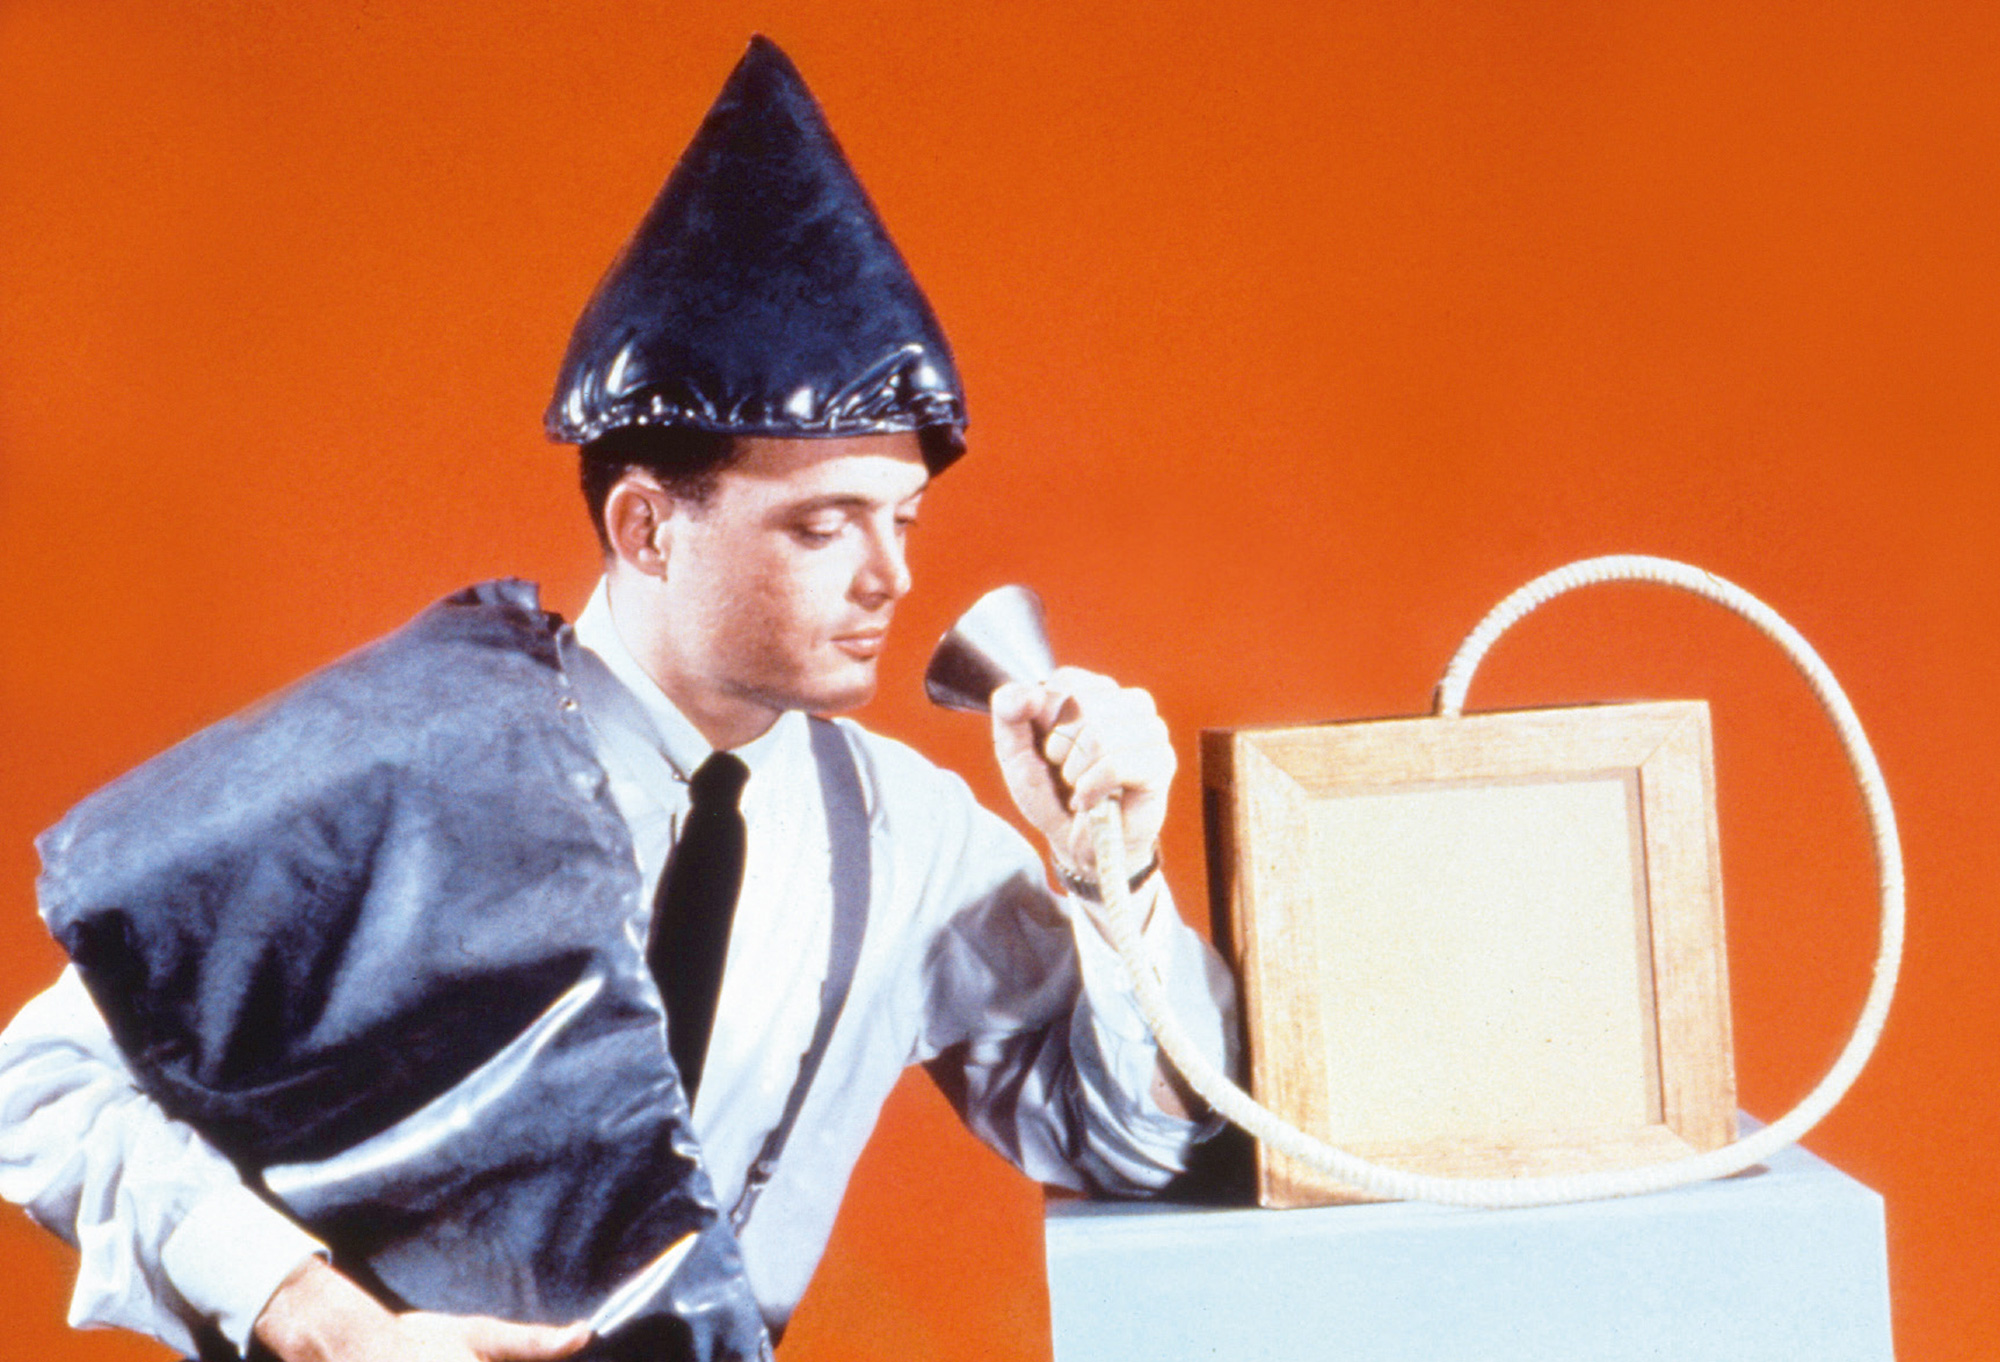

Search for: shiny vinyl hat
xmin=546 ymin=36 xmax=966 ymax=468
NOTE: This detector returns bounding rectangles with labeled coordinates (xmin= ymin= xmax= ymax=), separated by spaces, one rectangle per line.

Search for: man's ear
xmin=604 ymin=473 xmax=676 ymax=578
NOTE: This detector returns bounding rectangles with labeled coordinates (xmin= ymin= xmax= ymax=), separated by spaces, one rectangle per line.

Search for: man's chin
xmin=808 ymin=682 xmax=877 ymax=716
xmin=784 ymin=665 xmax=878 ymax=717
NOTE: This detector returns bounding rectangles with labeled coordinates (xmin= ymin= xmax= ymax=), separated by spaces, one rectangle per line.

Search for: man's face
xmin=645 ymin=432 xmax=928 ymax=735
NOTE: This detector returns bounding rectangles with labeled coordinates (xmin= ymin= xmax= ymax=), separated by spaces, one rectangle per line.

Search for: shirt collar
xmin=574 ymin=578 xmax=801 ymax=784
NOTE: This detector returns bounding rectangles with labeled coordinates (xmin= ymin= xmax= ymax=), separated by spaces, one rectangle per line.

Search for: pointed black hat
xmin=546 ymin=36 xmax=966 ymax=469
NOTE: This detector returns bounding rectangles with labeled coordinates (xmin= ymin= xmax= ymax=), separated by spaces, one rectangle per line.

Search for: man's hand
xmin=990 ymin=667 xmax=1174 ymax=881
xmin=254 ymin=1257 xmax=592 ymax=1362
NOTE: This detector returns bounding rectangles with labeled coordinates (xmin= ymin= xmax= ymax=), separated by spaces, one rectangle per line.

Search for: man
xmin=0 ymin=36 xmax=1234 ymax=1362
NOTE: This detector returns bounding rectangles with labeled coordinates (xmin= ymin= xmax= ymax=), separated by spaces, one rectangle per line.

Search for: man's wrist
xmin=1052 ymin=847 xmax=1161 ymax=904
xmin=253 ymin=1257 xmax=389 ymax=1362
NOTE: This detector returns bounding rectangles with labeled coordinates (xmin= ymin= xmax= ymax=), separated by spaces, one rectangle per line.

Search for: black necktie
xmin=649 ymin=751 xmax=750 ymax=1104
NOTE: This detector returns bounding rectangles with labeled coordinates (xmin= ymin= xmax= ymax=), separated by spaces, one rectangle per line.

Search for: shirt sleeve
xmin=0 ymin=967 xmax=328 ymax=1357
xmin=1063 ymin=875 xmax=1240 ymax=1172
xmin=908 ymin=776 xmax=1240 ymax=1196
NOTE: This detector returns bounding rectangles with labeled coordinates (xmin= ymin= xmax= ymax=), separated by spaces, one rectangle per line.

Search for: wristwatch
xmin=1052 ymin=848 xmax=1162 ymax=904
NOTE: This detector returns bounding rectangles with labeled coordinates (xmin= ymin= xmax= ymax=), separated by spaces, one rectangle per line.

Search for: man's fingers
xmin=456 ymin=1314 xmax=593 ymax=1360
xmin=1057 ymin=713 xmax=1172 ymax=807
xmin=1041 ymin=718 xmax=1084 ymax=769
xmin=989 ymin=683 xmax=1041 ymax=763
xmin=992 ymin=682 xmax=1073 ymax=747
xmin=1064 ymin=741 xmax=1170 ymax=814
xmin=988 ymin=680 xmax=1036 ymax=727
xmin=1049 ymin=666 xmax=1116 ymax=697
xmin=990 ymin=670 xmax=1175 ymax=869
xmin=1042 ymin=679 xmax=1153 ymax=777
xmin=1063 ymin=753 xmax=1121 ymax=815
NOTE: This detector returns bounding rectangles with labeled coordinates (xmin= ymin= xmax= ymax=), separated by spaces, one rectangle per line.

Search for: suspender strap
xmin=729 ymin=717 xmax=870 ymax=1233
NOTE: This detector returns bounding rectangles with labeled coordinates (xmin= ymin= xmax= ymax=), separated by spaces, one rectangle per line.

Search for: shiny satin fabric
xmin=544 ymin=35 xmax=966 ymax=471
xmin=38 ymin=581 xmax=771 ymax=1362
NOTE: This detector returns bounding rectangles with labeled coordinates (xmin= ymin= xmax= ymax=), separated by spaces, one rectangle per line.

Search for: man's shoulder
xmin=817 ymin=714 xmax=1035 ymax=863
xmin=816 ymin=716 xmax=1054 ymax=934
xmin=819 ymin=715 xmax=971 ymax=807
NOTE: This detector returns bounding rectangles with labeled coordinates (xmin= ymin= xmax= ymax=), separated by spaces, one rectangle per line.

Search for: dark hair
xmin=578 ymin=426 xmax=741 ymax=555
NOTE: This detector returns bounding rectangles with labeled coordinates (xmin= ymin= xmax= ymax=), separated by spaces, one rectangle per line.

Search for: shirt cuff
xmin=159 ymin=1183 xmax=328 ymax=1356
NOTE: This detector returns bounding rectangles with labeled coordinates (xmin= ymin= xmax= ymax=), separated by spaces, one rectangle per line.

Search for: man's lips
xmin=832 ymin=628 xmax=887 ymax=660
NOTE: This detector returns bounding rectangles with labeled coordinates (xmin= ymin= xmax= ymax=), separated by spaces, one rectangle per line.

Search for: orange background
xmin=2 ymin=2 xmax=1993 ymax=1358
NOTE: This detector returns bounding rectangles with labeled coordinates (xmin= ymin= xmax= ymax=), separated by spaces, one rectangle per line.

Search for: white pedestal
xmin=1044 ymin=1138 xmax=1893 ymax=1360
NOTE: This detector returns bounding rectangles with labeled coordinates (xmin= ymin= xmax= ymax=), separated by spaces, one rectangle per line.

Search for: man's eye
xmin=793 ymin=521 xmax=841 ymax=545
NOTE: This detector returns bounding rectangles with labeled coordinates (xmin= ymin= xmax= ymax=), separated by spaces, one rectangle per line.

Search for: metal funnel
xmin=923 ymin=585 xmax=1057 ymax=713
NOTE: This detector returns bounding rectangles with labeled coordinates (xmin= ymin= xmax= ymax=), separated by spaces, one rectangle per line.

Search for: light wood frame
xmin=1202 ymin=702 xmax=1735 ymax=1208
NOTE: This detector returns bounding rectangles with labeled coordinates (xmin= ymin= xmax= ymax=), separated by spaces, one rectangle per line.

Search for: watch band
xmin=1053 ymin=848 xmax=1161 ymax=904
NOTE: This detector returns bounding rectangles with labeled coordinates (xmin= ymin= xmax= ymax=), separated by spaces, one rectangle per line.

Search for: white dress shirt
xmin=0 ymin=581 xmax=1237 ymax=1355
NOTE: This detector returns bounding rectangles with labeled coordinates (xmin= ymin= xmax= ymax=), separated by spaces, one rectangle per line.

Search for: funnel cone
xmin=923 ymin=586 xmax=1056 ymax=713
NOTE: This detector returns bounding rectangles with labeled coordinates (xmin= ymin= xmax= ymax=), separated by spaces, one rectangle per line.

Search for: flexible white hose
xmin=1092 ymin=554 xmax=1902 ymax=1207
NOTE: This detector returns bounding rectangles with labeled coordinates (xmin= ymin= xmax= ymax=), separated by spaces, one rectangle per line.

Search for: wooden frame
xmin=1202 ymin=702 xmax=1735 ymax=1208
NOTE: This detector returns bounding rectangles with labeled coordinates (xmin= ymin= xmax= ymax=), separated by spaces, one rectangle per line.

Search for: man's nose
xmin=856 ymin=527 xmax=912 ymax=604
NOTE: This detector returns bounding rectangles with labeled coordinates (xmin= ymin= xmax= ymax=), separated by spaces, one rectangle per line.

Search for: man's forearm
xmin=1066 ymin=874 xmax=1240 ymax=1164
xmin=1065 ymin=876 xmax=1209 ymax=1122
xmin=0 ymin=968 xmax=328 ymax=1355
xmin=255 ymin=1257 xmax=591 ymax=1362
xmin=0 ymin=970 xmax=595 ymax=1362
